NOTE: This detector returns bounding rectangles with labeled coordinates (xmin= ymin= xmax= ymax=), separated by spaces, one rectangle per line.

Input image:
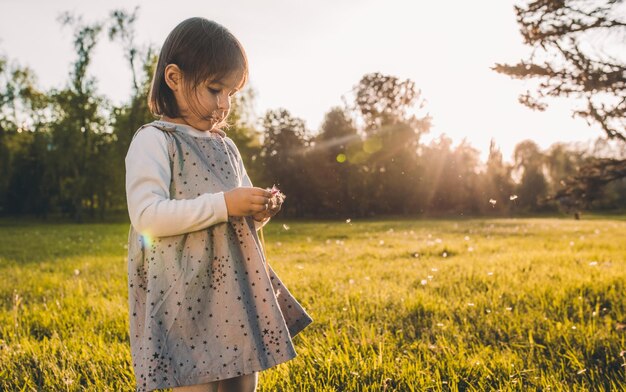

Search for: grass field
xmin=0 ymin=217 xmax=625 ymax=391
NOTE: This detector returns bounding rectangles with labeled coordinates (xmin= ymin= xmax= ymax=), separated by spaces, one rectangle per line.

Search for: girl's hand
xmin=224 ymin=187 xmax=272 ymax=217
xmin=252 ymin=197 xmax=282 ymax=222
xmin=252 ymin=186 xmax=285 ymax=222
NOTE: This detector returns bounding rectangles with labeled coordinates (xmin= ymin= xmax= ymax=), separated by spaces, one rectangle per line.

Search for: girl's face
xmin=167 ymin=66 xmax=243 ymax=132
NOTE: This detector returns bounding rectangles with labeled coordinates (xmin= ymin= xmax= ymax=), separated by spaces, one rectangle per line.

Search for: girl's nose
xmin=216 ymin=94 xmax=230 ymax=111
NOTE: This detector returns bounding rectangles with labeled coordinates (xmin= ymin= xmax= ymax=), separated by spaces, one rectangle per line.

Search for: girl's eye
xmin=208 ymin=88 xmax=221 ymax=95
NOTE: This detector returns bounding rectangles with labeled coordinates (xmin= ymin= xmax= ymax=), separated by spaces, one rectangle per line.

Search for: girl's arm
xmin=125 ymin=127 xmax=229 ymax=237
xmin=225 ymin=138 xmax=271 ymax=231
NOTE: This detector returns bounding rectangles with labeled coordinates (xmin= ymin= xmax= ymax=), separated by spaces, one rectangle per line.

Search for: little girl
xmin=125 ymin=17 xmax=312 ymax=392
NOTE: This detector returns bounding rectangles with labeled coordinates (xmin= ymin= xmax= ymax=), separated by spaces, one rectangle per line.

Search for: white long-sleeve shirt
xmin=125 ymin=123 xmax=269 ymax=237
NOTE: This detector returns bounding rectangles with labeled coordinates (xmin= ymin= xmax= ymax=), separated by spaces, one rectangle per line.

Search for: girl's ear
xmin=164 ymin=64 xmax=183 ymax=91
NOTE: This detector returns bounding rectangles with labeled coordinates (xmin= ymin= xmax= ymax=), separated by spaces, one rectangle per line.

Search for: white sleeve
xmin=226 ymin=137 xmax=270 ymax=231
xmin=125 ymin=127 xmax=229 ymax=237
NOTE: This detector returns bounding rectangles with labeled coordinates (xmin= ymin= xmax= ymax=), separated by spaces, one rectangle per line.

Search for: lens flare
xmin=140 ymin=233 xmax=154 ymax=248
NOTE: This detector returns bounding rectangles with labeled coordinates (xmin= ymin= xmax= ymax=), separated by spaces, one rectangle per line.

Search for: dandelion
xmin=509 ymin=195 xmax=518 ymax=201
xmin=420 ymin=279 xmax=428 ymax=286
xmin=489 ymin=198 xmax=497 ymax=206
xmin=346 ymin=218 xmax=351 ymax=223
xmin=73 ymin=269 xmax=80 ymax=276
xmin=442 ymin=251 xmax=448 ymax=258
xmin=412 ymin=252 xmax=420 ymax=258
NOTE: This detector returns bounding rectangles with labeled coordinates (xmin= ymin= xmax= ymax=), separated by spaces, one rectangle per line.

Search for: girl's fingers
xmin=250 ymin=195 xmax=270 ymax=205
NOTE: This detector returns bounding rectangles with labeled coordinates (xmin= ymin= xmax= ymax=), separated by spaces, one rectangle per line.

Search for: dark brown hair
xmin=148 ymin=18 xmax=248 ymax=118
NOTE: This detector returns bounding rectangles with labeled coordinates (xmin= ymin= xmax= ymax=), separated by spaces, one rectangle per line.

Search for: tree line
xmin=1 ymin=8 xmax=624 ymax=221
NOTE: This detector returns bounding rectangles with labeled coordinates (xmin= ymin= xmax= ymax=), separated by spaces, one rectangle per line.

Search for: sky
xmin=0 ymin=0 xmax=608 ymax=161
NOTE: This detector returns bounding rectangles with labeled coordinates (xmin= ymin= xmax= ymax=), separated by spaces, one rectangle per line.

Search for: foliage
xmin=493 ymin=0 xmax=626 ymax=212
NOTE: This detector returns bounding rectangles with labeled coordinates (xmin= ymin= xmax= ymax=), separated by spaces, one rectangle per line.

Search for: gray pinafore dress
xmin=126 ymin=121 xmax=312 ymax=392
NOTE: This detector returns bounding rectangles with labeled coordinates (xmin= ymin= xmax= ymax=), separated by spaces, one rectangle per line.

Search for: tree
xmin=349 ymin=72 xmax=431 ymax=215
xmin=494 ymin=0 xmax=626 ymax=212
xmin=306 ymin=107 xmax=360 ymax=216
xmin=50 ymin=13 xmax=109 ymax=221
xmin=259 ymin=109 xmax=310 ymax=216
xmin=513 ymin=140 xmax=549 ymax=211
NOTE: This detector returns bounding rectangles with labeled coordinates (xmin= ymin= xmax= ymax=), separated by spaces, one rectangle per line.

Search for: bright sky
xmin=0 ymin=0 xmax=606 ymax=161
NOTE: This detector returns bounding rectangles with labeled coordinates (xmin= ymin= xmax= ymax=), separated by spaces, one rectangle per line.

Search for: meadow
xmin=0 ymin=216 xmax=625 ymax=391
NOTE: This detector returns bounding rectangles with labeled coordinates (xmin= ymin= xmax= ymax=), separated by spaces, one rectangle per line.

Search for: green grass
xmin=0 ymin=217 xmax=625 ymax=391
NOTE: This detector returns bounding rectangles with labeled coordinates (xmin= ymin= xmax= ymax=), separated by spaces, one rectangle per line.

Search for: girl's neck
xmin=160 ymin=116 xmax=191 ymax=127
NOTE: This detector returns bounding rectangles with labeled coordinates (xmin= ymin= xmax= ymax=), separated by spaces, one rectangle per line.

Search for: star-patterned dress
xmin=127 ymin=121 xmax=312 ymax=392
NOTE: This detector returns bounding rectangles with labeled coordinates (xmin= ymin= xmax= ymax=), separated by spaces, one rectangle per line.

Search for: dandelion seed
xmin=364 ymin=276 xmax=370 ymax=281
xmin=467 ymin=303 xmax=475 ymax=307
xmin=342 ymin=307 xmax=347 ymax=311
xmin=468 ymin=246 xmax=474 ymax=252
xmin=509 ymin=195 xmax=518 ymax=201
xmin=282 ymin=224 xmax=290 ymax=230
xmin=276 ymin=241 xmax=282 ymax=247
xmin=73 ymin=269 xmax=80 ymax=276
xmin=306 ymin=237 xmax=312 ymax=243
xmin=589 ymin=261 xmax=598 ymax=266
xmin=442 ymin=251 xmax=448 ymax=258
xmin=594 ymin=229 xmax=600 ymax=234
xmin=325 ymin=239 xmax=331 ymax=244
xmin=412 ymin=252 xmax=420 ymax=258
xmin=487 ymin=271 xmax=494 ymax=276
xmin=464 ymin=236 xmax=470 ymax=241
xmin=296 ymin=265 xmax=304 ymax=270
xmin=572 ymin=326 xmax=577 ymax=330
xmin=427 ymin=275 xmax=433 ymax=280
xmin=435 ymin=238 xmax=442 ymax=244
xmin=379 ymin=240 xmax=385 ymax=245
xmin=577 ymin=369 xmax=586 ymax=375
xmin=569 ymin=241 xmax=575 ymax=246
xmin=489 ymin=198 xmax=497 ymax=206
xmin=387 ymin=228 xmax=394 ymax=233
xmin=420 ymin=279 xmax=428 ymax=286
xmin=505 ymin=307 xmax=513 ymax=311
xmin=486 ymin=309 xmax=492 ymax=313
xmin=346 ymin=218 xmax=351 ymax=223
xmin=436 ymin=323 xmax=444 ymax=327
xmin=349 ymin=279 xmax=355 ymax=285
xmin=431 ymin=268 xmax=438 ymax=272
